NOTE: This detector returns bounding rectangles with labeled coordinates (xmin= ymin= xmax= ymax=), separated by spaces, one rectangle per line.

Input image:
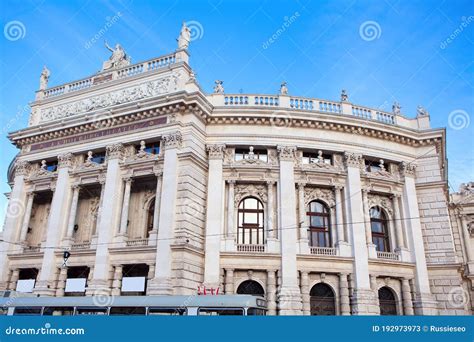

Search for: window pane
xmin=244 ymin=229 xmax=250 ymax=244
xmin=311 ymin=216 xmax=324 ymax=227
xmin=245 ymin=198 xmax=258 ymax=209
xmin=371 ymin=222 xmax=382 ymax=233
xmin=310 ymin=202 xmax=324 ymax=213
xmin=245 ymin=213 xmax=258 ymax=224
xmin=251 ymin=229 xmax=258 ymax=244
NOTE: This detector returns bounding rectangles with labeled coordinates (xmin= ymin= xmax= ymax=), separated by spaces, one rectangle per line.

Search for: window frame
xmin=307 ymin=200 xmax=331 ymax=247
xmin=237 ymin=197 xmax=265 ymax=245
xmin=370 ymin=206 xmax=390 ymax=252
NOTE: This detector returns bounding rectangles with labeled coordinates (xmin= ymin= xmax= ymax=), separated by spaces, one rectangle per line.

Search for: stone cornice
xmin=206 ymin=111 xmax=445 ymax=147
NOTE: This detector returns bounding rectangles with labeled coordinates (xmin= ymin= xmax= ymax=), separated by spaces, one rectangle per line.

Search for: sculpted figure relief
xmin=177 ymin=22 xmax=191 ymax=50
xmin=39 ymin=66 xmax=50 ymax=90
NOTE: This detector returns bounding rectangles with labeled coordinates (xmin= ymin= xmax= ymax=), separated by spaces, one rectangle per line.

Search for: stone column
xmin=118 ymin=178 xmax=133 ymax=238
xmin=224 ymin=269 xmax=234 ymax=294
xmin=297 ymin=182 xmax=309 ymax=254
xmin=277 ymin=146 xmax=302 ymax=315
xmin=8 ymin=269 xmax=19 ymax=291
xmin=402 ymin=278 xmax=414 ymax=315
xmin=148 ymin=172 xmax=162 ymax=246
xmin=64 ymin=185 xmax=80 ymax=244
xmin=203 ymin=144 xmax=225 ymax=289
xmin=362 ymin=189 xmax=377 ymax=258
xmin=19 ymin=191 xmax=35 ymax=242
xmin=335 ymin=186 xmax=351 ymax=256
xmin=225 ymin=180 xmax=236 ymax=250
xmin=266 ymin=181 xmax=278 ymax=252
xmin=392 ymin=194 xmax=410 ymax=261
xmin=266 ymin=270 xmax=277 ymax=316
xmin=0 ymin=161 xmax=29 ymax=287
xmin=87 ymin=144 xmax=124 ymax=296
xmin=339 ymin=273 xmax=351 ymax=315
xmin=400 ymin=162 xmax=437 ymax=314
xmin=35 ymin=153 xmax=74 ymax=296
xmin=55 ymin=268 xmax=67 ymax=297
xmin=301 ymin=271 xmax=310 ymax=315
xmin=148 ymin=132 xmax=182 ymax=295
xmin=344 ymin=152 xmax=378 ymax=315
xmin=111 ymin=265 xmax=123 ymax=296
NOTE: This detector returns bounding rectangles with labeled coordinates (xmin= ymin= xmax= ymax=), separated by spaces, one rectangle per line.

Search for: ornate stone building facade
xmin=1 ymin=25 xmax=472 ymax=315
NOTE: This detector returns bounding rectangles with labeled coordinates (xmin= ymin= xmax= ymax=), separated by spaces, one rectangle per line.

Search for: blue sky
xmin=0 ymin=0 xmax=473 ymax=224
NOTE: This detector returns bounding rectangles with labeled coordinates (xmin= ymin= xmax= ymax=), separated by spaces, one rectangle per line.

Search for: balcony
xmin=310 ymin=247 xmax=337 ymax=256
xmin=126 ymin=238 xmax=149 ymax=247
xmin=376 ymin=251 xmax=400 ymax=261
xmin=23 ymin=245 xmax=41 ymax=253
xmin=236 ymin=244 xmax=265 ymax=253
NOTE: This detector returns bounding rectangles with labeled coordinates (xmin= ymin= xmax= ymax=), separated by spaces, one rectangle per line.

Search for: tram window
xmin=247 ymin=308 xmax=266 ymax=316
xmin=43 ymin=307 xmax=74 ymax=316
xmin=109 ymin=307 xmax=146 ymax=315
xmin=148 ymin=308 xmax=186 ymax=316
xmin=14 ymin=307 xmax=42 ymax=315
xmin=0 ymin=308 xmax=7 ymax=315
xmin=75 ymin=307 xmax=108 ymax=315
xmin=198 ymin=308 xmax=244 ymax=316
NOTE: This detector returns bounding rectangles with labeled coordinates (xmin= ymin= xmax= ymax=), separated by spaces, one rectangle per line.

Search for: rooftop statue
xmin=416 ymin=105 xmax=428 ymax=116
xmin=392 ymin=101 xmax=401 ymax=115
xmin=280 ymin=82 xmax=288 ymax=95
xmin=39 ymin=66 xmax=50 ymax=90
xmin=177 ymin=22 xmax=191 ymax=50
xmin=214 ymin=80 xmax=224 ymax=94
xmin=102 ymin=41 xmax=131 ymax=71
xmin=341 ymin=89 xmax=348 ymax=102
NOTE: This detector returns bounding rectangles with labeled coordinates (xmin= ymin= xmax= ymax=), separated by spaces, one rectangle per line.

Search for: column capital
xmin=266 ymin=180 xmax=276 ymax=186
xmin=334 ymin=184 xmax=344 ymax=191
xmin=26 ymin=190 xmax=35 ymax=197
xmin=154 ymin=170 xmax=163 ymax=178
xmin=106 ymin=143 xmax=125 ymax=160
xmin=227 ymin=179 xmax=236 ymax=185
xmin=71 ymin=183 xmax=81 ymax=191
xmin=297 ymin=182 xmax=306 ymax=189
xmin=277 ymin=145 xmax=297 ymax=161
xmin=123 ymin=177 xmax=133 ymax=184
xmin=391 ymin=192 xmax=402 ymax=199
xmin=344 ymin=152 xmax=363 ymax=168
xmin=400 ymin=162 xmax=417 ymax=178
xmin=206 ymin=144 xmax=226 ymax=160
xmin=162 ymin=131 xmax=182 ymax=150
xmin=57 ymin=153 xmax=74 ymax=169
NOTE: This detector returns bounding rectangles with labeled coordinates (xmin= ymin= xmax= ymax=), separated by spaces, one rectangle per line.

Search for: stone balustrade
xmin=40 ymin=52 xmax=177 ymax=100
xmin=236 ymin=244 xmax=265 ymax=253
xmin=212 ymin=93 xmax=400 ymax=127
xmin=310 ymin=246 xmax=337 ymax=256
xmin=376 ymin=251 xmax=400 ymax=261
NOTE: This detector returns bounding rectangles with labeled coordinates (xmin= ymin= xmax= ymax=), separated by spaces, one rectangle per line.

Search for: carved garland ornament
xmin=344 ymin=152 xmax=363 ymax=169
xmin=304 ymin=187 xmax=335 ymax=207
xmin=207 ymin=144 xmax=226 ymax=160
xmin=367 ymin=194 xmax=393 ymax=216
xmin=234 ymin=184 xmax=268 ymax=208
xmin=277 ymin=145 xmax=297 ymax=161
xmin=400 ymin=162 xmax=417 ymax=178
xmin=162 ymin=131 xmax=182 ymax=150
xmin=106 ymin=143 xmax=125 ymax=160
xmin=40 ymin=75 xmax=178 ymax=122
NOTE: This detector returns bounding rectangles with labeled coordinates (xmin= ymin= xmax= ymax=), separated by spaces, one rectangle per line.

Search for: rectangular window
xmin=365 ymin=160 xmax=381 ymax=172
xmin=235 ymin=148 xmax=267 ymax=162
xmin=89 ymin=152 xmax=106 ymax=164
xmin=14 ymin=307 xmax=42 ymax=315
xmin=109 ymin=307 xmax=146 ymax=315
xmin=136 ymin=142 xmax=160 ymax=155
xmin=148 ymin=308 xmax=186 ymax=316
xmin=121 ymin=276 xmax=146 ymax=292
xmin=45 ymin=161 xmax=58 ymax=172
xmin=16 ymin=279 xmax=35 ymax=293
xmin=198 ymin=308 xmax=244 ymax=316
xmin=302 ymin=152 xmax=332 ymax=165
xmin=75 ymin=307 xmax=108 ymax=315
xmin=65 ymin=278 xmax=87 ymax=293
xmin=43 ymin=307 xmax=74 ymax=316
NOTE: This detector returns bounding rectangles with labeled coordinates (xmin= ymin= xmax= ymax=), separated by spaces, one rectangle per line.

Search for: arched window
xmin=237 ymin=197 xmax=264 ymax=245
xmin=307 ymin=201 xmax=331 ymax=247
xmin=378 ymin=287 xmax=397 ymax=315
xmin=370 ymin=206 xmax=390 ymax=252
xmin=236 ymin=280 xmax=265 ymax=297
xmin=146 ymin=198 xmax=155 ymax=238
xmin=310 ymin=283 xmax=336 ymax=315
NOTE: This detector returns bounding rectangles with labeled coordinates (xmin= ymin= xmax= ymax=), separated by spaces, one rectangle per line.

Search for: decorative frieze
xmin=14 ymin=160 xmax=30 ymax=177
xmin=40 ymin=75 xmax=179 ymax=122
xmin=304 ymin=187 xmax=335 ymax=207
xmin=162 ymin=131 xmax=182 ymax=150
xmin=234 ymin=183 xmax=268 ymax=207
xmin=106 ymin=143 xmax=125 ymax=160
xmin=207 ymin=144 xmax=226 ymax=160
xmin=277 ymin=145 xmax=297 ymax=162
